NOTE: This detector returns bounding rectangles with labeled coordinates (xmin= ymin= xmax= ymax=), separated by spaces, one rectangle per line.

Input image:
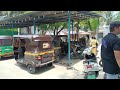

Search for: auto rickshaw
xmin=0 ymin=36 xmax=14 ymax=59
xmin=13 ymin=35 xmax=55 ymax=74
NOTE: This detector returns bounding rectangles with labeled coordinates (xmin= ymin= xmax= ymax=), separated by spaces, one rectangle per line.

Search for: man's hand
xmin=114 ymin=50 xmax=120 ymax=67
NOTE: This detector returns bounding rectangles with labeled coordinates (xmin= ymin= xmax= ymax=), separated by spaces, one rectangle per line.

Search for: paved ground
xmin=0 ymin=56 xmax=104 ymax=79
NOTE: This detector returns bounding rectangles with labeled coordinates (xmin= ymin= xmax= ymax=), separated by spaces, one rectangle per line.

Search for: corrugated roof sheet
xmin=0 ymin=11 xmax=101 ymax=28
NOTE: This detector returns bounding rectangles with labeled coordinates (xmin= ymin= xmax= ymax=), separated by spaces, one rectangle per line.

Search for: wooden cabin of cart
xmin=13 ymin=35 xmax=54 ymax=63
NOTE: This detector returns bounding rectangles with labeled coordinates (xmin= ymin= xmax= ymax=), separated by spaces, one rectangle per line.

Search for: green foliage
xmin=113 ymin=11 xmax=120 ymax=21
xmin=89 ymin=18 xmax=99 ymax=31
xmin=73 ymin=18 xmax=99 ymax=32
xmin=0 ymin=29 xmax=18 ymax=36
xmin=38 ymin=22 xmax=67 ymax=35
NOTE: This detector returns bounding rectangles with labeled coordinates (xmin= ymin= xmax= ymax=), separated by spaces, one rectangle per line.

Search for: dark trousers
xmin=13 ymin=47 xmax=18 ymax=60
xmin=21 ymin=47 xmax=26 ymax=58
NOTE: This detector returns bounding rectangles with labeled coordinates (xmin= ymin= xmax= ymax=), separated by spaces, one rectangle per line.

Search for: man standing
xmin=101 ymin=21 xmax=120 ymax=79
xmin=90 ymin=37 xmax=99 ymax=56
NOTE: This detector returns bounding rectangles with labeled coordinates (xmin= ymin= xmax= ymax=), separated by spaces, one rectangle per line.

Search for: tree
xmin=38 ymin=22 xmax=67 ymax=35
xmin=113 ymin=11 xmax=120 ymax=21
xmin=95 ymin=11 xmax=120 ymax=25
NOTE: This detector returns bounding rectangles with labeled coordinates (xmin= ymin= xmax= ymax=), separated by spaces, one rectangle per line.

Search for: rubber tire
xmin=47 ymin=63 xmax=53 ymax=67
xmin=27 ymin=64 xmax=36 ymax=74
xmin=95 ymin=71 xmax=99 ymax=77
xmin=99 ymin=60 xmax=103 ymax=67
xmin=84 ymin=73 xmax=88 ymax=79
xmin=104 ymin=73 xmax=107 ymax=79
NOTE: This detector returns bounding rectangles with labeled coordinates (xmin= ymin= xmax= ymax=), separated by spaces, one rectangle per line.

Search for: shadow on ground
xmin=54 ymin=55 xmax=84 ymax=67
xmin=15 ymin=62 xmax=55 ymax=75
xmin=0 ymin=56 xmax=14 ymax=61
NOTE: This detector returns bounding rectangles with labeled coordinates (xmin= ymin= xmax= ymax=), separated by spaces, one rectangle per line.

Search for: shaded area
xmin=0 ymin=56 xmax=14 ymax=61
xmin=55 ymin=55 xmax=84 ymax=67
xmin=15 ymin=62 xmax=55 ymax=74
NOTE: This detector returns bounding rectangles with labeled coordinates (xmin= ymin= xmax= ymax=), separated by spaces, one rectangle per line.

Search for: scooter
xmin=82 ymin=47 xmax=100 ymax=79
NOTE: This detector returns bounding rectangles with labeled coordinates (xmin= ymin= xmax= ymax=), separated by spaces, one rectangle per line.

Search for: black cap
xmin=110 ymin=21 xmax=120 ymax=30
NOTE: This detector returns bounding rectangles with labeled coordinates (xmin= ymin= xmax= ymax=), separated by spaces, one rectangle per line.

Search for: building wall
xmin=20 ymin=26 xmax=39 ymax=34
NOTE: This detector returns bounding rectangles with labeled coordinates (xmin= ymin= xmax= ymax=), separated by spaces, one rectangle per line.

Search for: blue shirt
xmin=101 ymin=33 xmax=120 ymax=74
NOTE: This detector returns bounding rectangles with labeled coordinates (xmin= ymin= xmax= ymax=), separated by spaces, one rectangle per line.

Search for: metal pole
xmin=12 ymin=21 xmax=14 ymax=36
xmin=18 ymin=28 xmax=20 ymax=35
xmin=68 ymin=11 xmax=71 ymax=66
xmin=34 ymin=17 xmax=37 ymax=34
xmin=97 ymin=18 xmax=100 ymax=41
xmin=72 ymin=20 xmax=73 ymax=42
xmin=7 ymin=25 xmax=8 ymax=31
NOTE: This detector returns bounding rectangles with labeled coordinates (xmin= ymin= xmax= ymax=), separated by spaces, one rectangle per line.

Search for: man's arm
xmin=114 ymin=50 xmax=120 ymax=67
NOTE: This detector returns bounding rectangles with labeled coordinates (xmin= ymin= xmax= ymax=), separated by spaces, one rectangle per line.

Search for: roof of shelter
xmin=0 ymin=11 xmax=101 ymax=28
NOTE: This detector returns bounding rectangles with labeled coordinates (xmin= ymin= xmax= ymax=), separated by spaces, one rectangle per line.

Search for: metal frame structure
xmin=0 ymin=11 xmax=101 ymax=66
xmin=0 ymin=11 xmax=100 ymax=28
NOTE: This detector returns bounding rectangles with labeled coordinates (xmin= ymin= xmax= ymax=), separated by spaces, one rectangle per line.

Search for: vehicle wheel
xmin=118 ymin=74 xmax=120 ymax=79
xmin=95 ymin=71 xmax=99 ymax=77
xmin=27 ymin=64 xmax=36 ymax=74
xmin=99 ymin=60 xmax=103 ymax=67
xmin=47 ymin=63 xmax=53 ymax=67
xmin=84 ymin=73 xmax=88 ymax=79
xmin=104 ymin=73 xmax=106 ymax=79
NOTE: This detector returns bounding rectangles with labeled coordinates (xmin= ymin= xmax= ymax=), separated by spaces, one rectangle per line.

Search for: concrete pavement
xmin=0 ymin=58 xmax=81 ymax=79
xmin=0 ymin=57 xmax=104 ymax=79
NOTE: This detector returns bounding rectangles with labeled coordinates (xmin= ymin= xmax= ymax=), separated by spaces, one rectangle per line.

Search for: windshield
xmin=0 ymin=39 xmax=12 ymax=46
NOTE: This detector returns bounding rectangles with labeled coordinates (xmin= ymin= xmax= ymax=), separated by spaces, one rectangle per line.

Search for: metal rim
xmin=27 ymin=65 xmax=35 ymax=74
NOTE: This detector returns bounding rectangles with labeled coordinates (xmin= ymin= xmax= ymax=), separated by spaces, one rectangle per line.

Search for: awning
xmin=0 ymin=11 xmax=101 ymax=28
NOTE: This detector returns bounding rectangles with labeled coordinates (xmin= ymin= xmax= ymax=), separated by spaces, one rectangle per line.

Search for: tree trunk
xmin=56 ymin=24 xmax=66 ymax=35
xmin=54 ymin=27 xmax=57 ymax=35
xmin=54 ymin=30 xmax=56 ymax=35
xmin=87 ymin=20 xmax=92 ymax=30
xmin=76 ymin=26 xmax=79 ymax=41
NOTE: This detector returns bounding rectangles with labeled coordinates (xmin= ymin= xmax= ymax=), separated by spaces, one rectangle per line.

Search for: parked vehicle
xmin=70 ymin=44 xmax=85 ymax=59
xmin=0 ymin=36 xmax=14 ymax=59
xmin=13 ymin=35 xmax=55 ymax=74
xmin=83 ymin=47 xmax=100 ymax=79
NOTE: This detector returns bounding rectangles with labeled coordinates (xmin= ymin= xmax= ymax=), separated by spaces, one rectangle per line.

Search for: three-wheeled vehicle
xmin=13 ymin=35 xmax=55 ymax=74
xmin=0 ymin=36 xmax=14 ymax=59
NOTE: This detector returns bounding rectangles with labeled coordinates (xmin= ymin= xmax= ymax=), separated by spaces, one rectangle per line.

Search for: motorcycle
xmin=82 ymin=47 xmax=100 ymax=79
xmin=70 ymin=44 xmax=85 ymax=59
